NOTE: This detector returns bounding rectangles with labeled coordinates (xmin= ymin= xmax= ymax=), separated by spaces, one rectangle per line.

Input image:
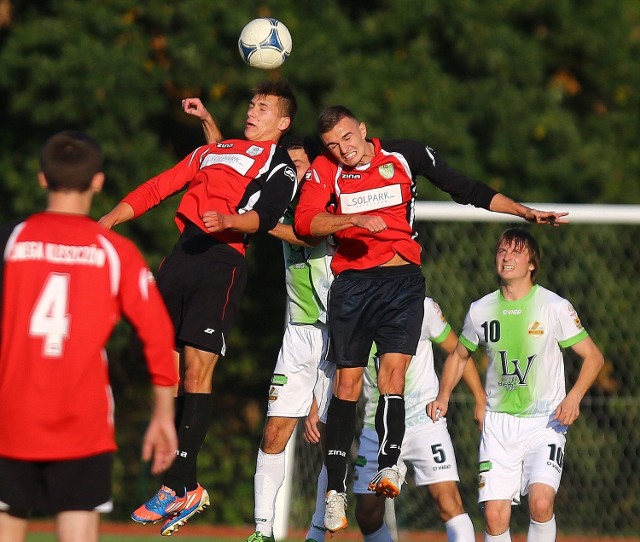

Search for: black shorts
xmin=0 ymin=452 xmax=113 ymax=518
xmin=157 ymin=222 xmax=248 ymax=355
xmin=328 ymin=264 xmax=425 ymax=367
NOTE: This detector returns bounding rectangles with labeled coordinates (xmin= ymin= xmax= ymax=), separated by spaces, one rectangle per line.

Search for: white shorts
xmin=352 ymin=420 xmax=461 ymax=494
xmin=267 ymin=322 xmax=333 ymax=418
xmin=478 ymin=411 xmax=566 ymax=505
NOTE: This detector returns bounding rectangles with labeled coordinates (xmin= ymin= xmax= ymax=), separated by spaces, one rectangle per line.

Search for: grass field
xmin=23 ymin=524 xmax=640 ymax=542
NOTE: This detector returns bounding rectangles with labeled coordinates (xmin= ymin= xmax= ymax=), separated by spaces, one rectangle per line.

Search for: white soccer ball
xmin=238 ymin=18 xmax=292 ymax=70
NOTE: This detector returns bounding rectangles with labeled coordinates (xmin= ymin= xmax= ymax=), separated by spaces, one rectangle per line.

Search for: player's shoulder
xmin=378 ymin=138 xmax=424 ymax=153
xmin=470 ymin=289 xmax=501 ymax=311
xmin=533 ymin=284 xmax=572 ymax=309
xmin=95 ymin=222 xmax=143 ymax=256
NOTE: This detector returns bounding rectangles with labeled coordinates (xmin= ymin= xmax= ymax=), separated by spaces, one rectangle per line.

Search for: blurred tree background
xmin=0 ymin=0 xmax=639 ymax=534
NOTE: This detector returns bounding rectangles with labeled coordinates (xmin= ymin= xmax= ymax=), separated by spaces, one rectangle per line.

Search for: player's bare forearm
xmin=489 ymin=193 xmax=569 ymax=226
xmin=555 ymin=337 xmax=604 ymax=425
xmin=182 ymin=97 xmax=224 ymax=145
xmin=143 ymin=386 xmax=178 ymax=475
xmin=98 ymin=202 xmax=135 ymax=229
xmin=202 ymin=209 xmax=260 ymax=233
xmin=309 ymin=212 xmax=388 ymax=236
xmin=269 ymin=222 xmax=318 ymax=247
xmin=428 ymin=342 xmax=470 ymax=421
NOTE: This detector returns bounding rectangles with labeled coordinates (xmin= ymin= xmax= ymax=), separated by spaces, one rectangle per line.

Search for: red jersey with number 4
xmin=0 ymin=212 xmax=177 ymax=461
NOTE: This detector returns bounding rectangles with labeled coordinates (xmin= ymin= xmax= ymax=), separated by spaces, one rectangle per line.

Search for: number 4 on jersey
xmin=30 ymin=273 xmax=71 ymax=357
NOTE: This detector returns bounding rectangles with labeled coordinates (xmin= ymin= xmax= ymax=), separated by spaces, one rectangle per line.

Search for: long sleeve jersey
xmin=0 ymin=212 xmax=177 ymax=460
xmin=295 ymin=138 xmax=497 ymax=274
xmin=123 ymin=139 xmax=297 ymax=255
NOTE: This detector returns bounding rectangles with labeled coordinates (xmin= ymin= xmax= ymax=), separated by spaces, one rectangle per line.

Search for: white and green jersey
xmin=362 ymin=297 xmax=451 ymax=430
xmin=460 ymin=284 xmax=588 ymax=417
xmin=281 ymin=205 xmax=334 ymax=325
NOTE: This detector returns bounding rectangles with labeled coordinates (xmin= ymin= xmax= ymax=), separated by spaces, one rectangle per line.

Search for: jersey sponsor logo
xmin=216 ymin=143 xmax=234 ymax=148
xmin=268 ymin=386 xmax=279 ymax=402
xmin=271 ymin=374 xmax=288 ymax=386
xmin=378 ymin=163 xmax=394 ymax=179
xmin=339 ymin=184 xmax=402 ymax=214
xmin=246 ymin=145 xmax=264 ymax=157
xmin=498 ymin=351 xmax=536 ymax=388
xmin=8 ymin=241 xmax=106 ymax=267
xmin=341 ymin=173 xmax=361 ymax=179
xmin=201 ymin=153 xmax=254 ymax=175
xmin=502 ymin=309 xmax=522 ymax=315
xmin=528 ymin=321 xmax=545 ymax=336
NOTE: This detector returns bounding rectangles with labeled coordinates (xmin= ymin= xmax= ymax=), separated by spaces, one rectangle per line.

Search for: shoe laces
xmin=147 ymin=487 xmax=176 ymax=510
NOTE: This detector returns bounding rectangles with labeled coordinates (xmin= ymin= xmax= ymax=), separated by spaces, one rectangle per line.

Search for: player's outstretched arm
xmin=427 ymin=340 xmax=471 ymax=422
xmin=142 ymin=385 xmax=178 ymax=475
xmin=98 ymin=201 xmax=135 ymax=229
xmin=182 ymin=97 xmax=224 ymax=145
xmin=554 ymin=336 xmax=604 ymax=426
xmin=489 ymin=193 xmax=569 ymax=226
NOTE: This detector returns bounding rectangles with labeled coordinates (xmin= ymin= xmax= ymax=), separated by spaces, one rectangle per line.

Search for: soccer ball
xmin=238 ymin=18 xmax=292 ymax=70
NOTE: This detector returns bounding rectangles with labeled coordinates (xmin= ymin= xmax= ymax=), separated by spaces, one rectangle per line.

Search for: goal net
xmin=283 ymin=203 xmax=640 ymax=538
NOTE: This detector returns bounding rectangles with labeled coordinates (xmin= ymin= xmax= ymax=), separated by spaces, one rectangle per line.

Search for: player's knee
xmin=529 ymin=495 xmax=554 ymax=523
xmin=483 ymin=503 xmax=510 ymax=533
xmin=434 ymin=489 xmax=464 ymax=522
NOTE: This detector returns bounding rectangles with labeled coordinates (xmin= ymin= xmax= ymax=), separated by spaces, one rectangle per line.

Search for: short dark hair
xmin=280 ymin=133 xmax=321 ymax=163
xmin=317 ymin=105 xmax=358 ymax=135
xmin=40 ymin=131 xmax=103 ymax=192
xmin=253 ymin=79 xmax=297 ymax=123
xmin=496 ymin=227 xmax=541 ymax=283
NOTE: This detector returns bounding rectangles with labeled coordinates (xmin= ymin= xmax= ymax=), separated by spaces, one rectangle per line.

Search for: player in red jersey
xmin=100 ymin=80 xmax=298 ymax=536
xmin=294 ymin=105 xmax=569 ymax=532
xmin=0 ymin=131 xmax=178 ymax=542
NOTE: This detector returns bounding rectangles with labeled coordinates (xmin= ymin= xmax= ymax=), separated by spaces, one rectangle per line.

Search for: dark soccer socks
xmin=324 ymin=397 xmax=358 ymax=493
xmin=375 ymin=394 xmax=405 ymax=470
xmin=162 ymin=392 xmax=213 ymax=495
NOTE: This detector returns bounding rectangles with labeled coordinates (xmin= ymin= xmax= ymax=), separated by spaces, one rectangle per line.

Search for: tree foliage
xmin=0 ymin=0 xmax=639 ymax=526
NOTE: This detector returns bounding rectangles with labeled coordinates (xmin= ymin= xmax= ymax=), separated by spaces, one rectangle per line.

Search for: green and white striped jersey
xmin=459 ymin=284 xmax=588 ymax=417
xmin=281 ymin=206 xmax=334 ymax=325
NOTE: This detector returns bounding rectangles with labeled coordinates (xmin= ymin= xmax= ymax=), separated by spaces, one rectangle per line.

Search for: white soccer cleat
xmin=324 ymin=490 xmax=348 ymax=532
xmin=368 ymin=465 xmax=404 ymax=498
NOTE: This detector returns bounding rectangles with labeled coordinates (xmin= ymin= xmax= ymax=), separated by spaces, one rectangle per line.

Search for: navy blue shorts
xmin=328 ymin=264 xmax=425 ymax=367
xmin=157 ymin=222 xmax=248 ymax=356
xmin=0 ymin=452 xmax=113 ymax=517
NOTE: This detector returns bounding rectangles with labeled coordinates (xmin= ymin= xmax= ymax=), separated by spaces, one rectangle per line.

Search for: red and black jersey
xmin=0 ymin=212 xmax=177 ymax=461
xmin=123 ymin=139 xmax=297 ymax=255
xmin=295 ymin=138 xmax=497 ymax=274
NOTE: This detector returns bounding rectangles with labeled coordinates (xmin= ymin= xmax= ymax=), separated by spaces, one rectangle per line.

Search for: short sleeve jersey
xmin=0 ymin=212 xmax=177 ymax=461
xmin=295 ymin=138 xmax=497 ymax=274
xmin=362 ymin=297 xmax=451 ymax=429
xmin=281 ymin=199 xmax=334 ymax=324
xmin=123 ymin=139 xmax=296 ymax=256
xmin=459 ymin=284 xmax=589 ymax=417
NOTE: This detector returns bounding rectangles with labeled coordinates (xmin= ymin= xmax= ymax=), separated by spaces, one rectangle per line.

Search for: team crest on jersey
xmin=378 ymin=163 xmax=395 ymax=179
xmin=246 ymin=145 xmax=264 ymax=157
xmin=528 ymin=321 xmax=544 ymax=336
